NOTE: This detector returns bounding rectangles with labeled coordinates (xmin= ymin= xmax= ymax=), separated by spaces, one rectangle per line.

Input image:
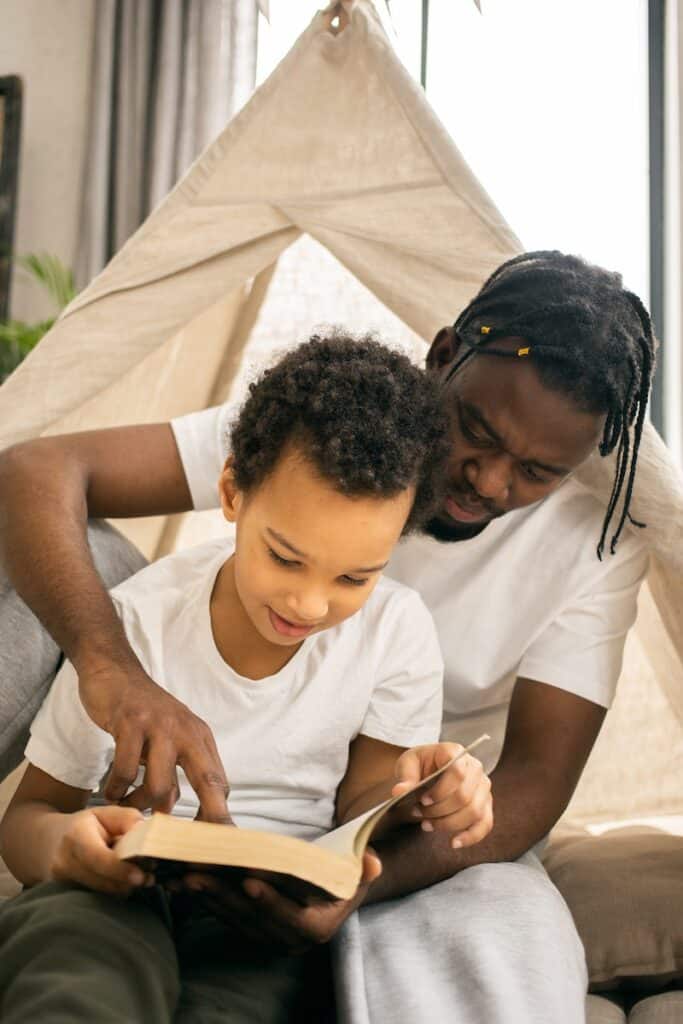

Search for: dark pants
xmin=0 ymin=880 xmax=331 ymax=1023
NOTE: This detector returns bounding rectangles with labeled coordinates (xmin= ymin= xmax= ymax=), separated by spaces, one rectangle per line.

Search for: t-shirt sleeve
xmin=518 ymin=534 xmax=649 ymax=707
xmin=170 ymin=403 xmax=238 ymax=511
xmin=360 ymin=588 xmax=444 ymax=747
xmin=25 ymin=660 xmax=115 ymax=790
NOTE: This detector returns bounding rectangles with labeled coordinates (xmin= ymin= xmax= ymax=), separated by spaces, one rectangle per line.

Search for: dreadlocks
xmin=444 ymin=251 xmax=657 ymax=559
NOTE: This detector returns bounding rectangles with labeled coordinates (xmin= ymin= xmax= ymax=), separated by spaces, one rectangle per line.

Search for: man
xmin=0 ymin=251 xmax=655 ymax=1022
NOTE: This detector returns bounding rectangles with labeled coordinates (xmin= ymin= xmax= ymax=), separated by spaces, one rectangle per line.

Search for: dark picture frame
xmin=0 ymin=75 xmax=22 ymax=322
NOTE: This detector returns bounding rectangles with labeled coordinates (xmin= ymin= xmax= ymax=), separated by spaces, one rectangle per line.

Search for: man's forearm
xmin=364 ymin=758 xmax=564 ymax=905
xmin=0 ymin=442 xmax=134 ymax=672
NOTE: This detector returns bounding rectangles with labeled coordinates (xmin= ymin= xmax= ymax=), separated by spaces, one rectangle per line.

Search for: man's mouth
xmin=268 ymin=607 xmax=318 ymax=639
xmin=444 ymin=492 xmax=493 ymax=524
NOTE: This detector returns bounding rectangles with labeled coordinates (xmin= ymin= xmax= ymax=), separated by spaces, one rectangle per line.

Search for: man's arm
xmin=364 ymin=677 xmax=605 ymax=902
xmin=0 ymin=426 xmax=230 ymax=820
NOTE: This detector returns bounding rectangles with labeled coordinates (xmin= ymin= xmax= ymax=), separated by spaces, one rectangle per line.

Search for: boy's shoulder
xmin=109 ymin=538 xmax=228 ymax=620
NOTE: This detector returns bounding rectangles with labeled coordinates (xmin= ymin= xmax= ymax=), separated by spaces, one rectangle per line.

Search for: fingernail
xmin=411 ymin=806 xmax=422 ymax=819
xmin=421 ymin=820 xmax=434 ymax=832
xmin=144 ymin=874 xmax=156 ymax=888
xmin=130 ymin=870 xmax=145 ymax=886
xmin=420 ymin=795 xmax=434 ymax=806
xmin=187 ymin=878 xmax=205 ymax=892
xmin=244 ymin=880 xmax=262 ymax=900
xmin=451 ymin=838 xmax=463 ymax=849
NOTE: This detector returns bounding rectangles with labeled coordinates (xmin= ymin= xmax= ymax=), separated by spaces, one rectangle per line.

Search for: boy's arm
xmin=0 ymin=764 xmax=147 ymax=891
xmin=335 ymin=734 xmax=406 ymax=824
xmin=0 ymin=426 xmax=230 ymax=821
xmin=364 ymin=678 xmax=605 ymax=903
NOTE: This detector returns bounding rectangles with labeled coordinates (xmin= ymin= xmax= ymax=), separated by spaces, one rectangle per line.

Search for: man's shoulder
xmin=361 ymin=573 xmax=435 ymax=631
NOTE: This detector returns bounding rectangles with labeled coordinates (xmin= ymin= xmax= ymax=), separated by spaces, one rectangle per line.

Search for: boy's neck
xmin=210 ymin=557 xmax=303 ymax=680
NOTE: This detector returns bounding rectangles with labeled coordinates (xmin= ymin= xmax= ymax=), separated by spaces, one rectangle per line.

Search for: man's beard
xmin=422 ymin=513 xmax=493 ymax=543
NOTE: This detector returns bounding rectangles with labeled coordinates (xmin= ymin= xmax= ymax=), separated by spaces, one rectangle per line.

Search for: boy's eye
xmin=340 ymin=575 xmax=369 ymax=587
xmin=267 ymin=547 xmax=298 ymax=568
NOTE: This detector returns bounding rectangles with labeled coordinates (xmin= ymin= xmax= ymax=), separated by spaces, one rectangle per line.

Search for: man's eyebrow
xmin=457 ymin=398 xmax=571 ymax=477
xmin=458 ymin=398 xmax=502 ymax=444
xmin=266 ymin=528 xmax=308 ymax=558
xmin=266 ymin=528 xmax=388 ymax=574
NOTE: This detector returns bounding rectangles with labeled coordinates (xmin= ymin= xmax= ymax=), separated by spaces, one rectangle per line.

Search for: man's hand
xmin=392 ymin=742 xmax=493 ymax=850
xmin=79 ymin=659 xmax=232 ymax=823
xmin=177 ymin=850 xmax=382 ymax=953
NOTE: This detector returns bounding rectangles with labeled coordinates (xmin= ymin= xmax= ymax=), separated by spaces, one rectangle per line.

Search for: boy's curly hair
xmin=230 ymin=330 xmax=448 ymax=533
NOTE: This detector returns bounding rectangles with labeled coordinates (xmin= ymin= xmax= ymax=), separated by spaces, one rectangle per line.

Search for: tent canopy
xmin=0 ymin=0 xmax=681 ymax=822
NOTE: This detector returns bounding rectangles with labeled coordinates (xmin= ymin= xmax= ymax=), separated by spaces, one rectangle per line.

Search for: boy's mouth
xmin=268 ymin=607 xmax=317 ymax=639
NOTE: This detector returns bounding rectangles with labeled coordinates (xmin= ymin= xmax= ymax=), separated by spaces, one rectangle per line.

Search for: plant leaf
xmin=19 ymin=252 xmax=76 ymax=311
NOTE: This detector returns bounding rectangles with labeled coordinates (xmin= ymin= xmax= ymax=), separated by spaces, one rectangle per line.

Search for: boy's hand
xmin=51 ymin=805 xmax=153 ymax=895
xmin=391 ymin=742 xmax=493 ymax=850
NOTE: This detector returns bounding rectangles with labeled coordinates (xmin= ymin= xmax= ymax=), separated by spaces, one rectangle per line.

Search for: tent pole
xmin=420 ymin=0 xmax=429 ymax=90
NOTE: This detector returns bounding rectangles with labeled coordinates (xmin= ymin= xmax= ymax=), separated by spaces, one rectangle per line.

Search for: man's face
xmin=424 ymin=329 xmax=605 ymax=542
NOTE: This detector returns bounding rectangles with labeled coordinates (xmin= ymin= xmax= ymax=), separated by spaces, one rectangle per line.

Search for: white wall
xmin=0 ymin=0 xmax=94 ymax=320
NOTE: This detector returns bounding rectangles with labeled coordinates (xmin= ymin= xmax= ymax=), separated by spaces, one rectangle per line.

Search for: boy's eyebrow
xmin=266 ymin=528 xmax=388 ymax=574
xmin=267 ymin=528 xmax=308 ymax=558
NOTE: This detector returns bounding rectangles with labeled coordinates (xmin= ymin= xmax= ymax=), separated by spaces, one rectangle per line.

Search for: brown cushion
xmin=543 ymin=826 xmax=683 ymax=990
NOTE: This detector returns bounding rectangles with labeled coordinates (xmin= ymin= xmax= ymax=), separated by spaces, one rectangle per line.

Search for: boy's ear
xmin=218 ymin=457 xmax=242 ymax=523
xmin=426 ymin=326 xmax=462 ymax=372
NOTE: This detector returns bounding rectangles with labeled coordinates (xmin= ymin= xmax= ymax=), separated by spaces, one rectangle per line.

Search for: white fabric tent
xmin=0 ymin=0 xmax=681 ymax=822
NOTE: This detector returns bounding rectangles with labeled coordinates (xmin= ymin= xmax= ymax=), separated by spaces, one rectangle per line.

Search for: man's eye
xmin=460 ymin=418 xmax=490 ymax=447
xmin=268 ymin=548 xmax=298 ymax=568
xmin=521 ymin=464 xmax=548 ymax=484
xmin=340 ymin=575 xmax=369 ymax=587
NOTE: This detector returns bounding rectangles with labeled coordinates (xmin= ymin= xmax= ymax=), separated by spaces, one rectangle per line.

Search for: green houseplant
xmin=0 ymin=253 xmax=76 ymax=384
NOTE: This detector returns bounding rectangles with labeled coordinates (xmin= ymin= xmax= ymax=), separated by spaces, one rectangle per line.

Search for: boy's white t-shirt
xmin=27 ymin=539 xmax=443 ymax=840
xmin=170 ymin=405 xmax=649 ymax=769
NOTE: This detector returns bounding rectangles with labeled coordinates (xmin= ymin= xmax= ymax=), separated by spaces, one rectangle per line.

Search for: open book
xmin=115 ymin=735 xmax=488 ymax=900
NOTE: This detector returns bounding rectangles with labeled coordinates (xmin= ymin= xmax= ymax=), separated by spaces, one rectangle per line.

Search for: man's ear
xmin=218 ymin=457 xmax=243 ymax=523
xmin=426 ymin=326 xmax=462 ymax=372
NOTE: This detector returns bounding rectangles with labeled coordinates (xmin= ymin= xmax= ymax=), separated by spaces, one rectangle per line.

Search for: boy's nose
xmin=284 ymin=590 xmax=328 ymax=624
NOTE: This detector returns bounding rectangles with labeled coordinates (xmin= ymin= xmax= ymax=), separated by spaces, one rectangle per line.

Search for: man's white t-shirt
xmin=27 ymin=539 xmax=443 ymax=840
xmin=171 ymin=405 xmax=649 ymax=770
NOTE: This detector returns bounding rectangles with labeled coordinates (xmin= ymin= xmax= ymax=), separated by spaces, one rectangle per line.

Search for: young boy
xmin=0 ymin=333 xmax=492 ymax=1023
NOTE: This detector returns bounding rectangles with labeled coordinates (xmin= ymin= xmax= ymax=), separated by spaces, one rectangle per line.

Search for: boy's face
xmin=220 ymin=447 xmax=415 ymax=648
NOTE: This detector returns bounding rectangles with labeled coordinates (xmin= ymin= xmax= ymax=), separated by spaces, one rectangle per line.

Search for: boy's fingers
xmin=449 ymin=808 xmax=494 ymax=850
xmin=91 ymin=804 xmax=145 ymax=836
xmin=360 ymin=848 xmax=382 ymax=884
xmin=419 ymin=756 xmax=482 ymax=807
xmin=392 ymin=748 xmax=423 ymax=790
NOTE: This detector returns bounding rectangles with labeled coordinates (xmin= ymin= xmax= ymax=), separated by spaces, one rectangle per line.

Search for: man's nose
xmin=464 ymin=454 xmax=512 ymax=503
xmin=284 ymin=588 xmax=329 ymax=623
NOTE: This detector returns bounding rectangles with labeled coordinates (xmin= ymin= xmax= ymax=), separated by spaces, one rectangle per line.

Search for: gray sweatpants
xmin=0 ymin=521 xmax=588 ymax=1023
xmin=334 ymin=851 xmax=588 ymax=1024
